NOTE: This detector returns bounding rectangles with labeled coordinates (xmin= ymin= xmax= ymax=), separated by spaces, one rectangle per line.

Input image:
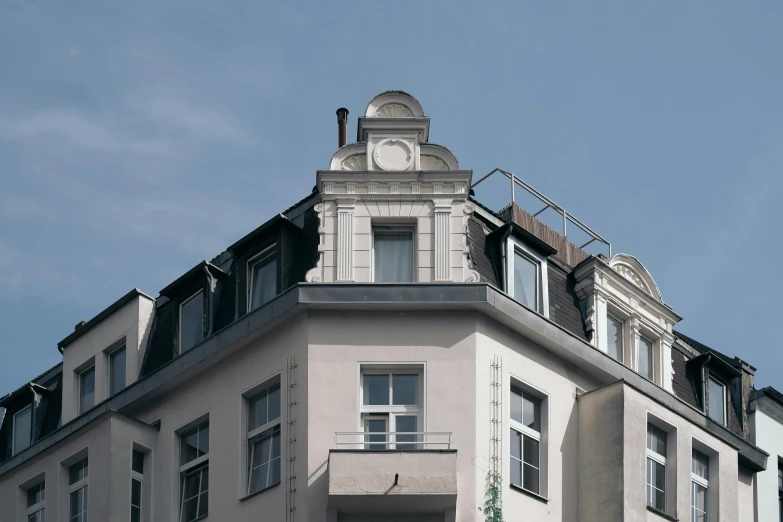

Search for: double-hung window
xmin=131 ymin=450 xmax=144 ymax=522
xmin=691 ymin=449 xmax=709 ymax=522
xmin=607 ymin=314 xmax=624 ymax=363
xmin=13 ymin=405 xmax=32 ymax=455
xmin=109 ymin=345 xmax=126 ymax=396
xmin=69 ymin=458 xmax=89 ymax=522
xmin=248 ymin=247 xmax=277 ymax=311
xmin=373 ymin=227 xmax=414 ymax=283
xmin=360 ymin=369 xmax=422 ymax=449
xmin=26 ymin=481 xmax=45 ymax=522
xmin=646 ymin=424 xmax=667 ymax=511
xmin=180 ymin=291 xmax=204 ymax=353
xmin=638 ymin=336 xmax=654 ymax=381
xmin=79 ymin=366 xmax=95 ymax=414
xmin=510 ymin=386 xmax=542 ymax=494
xmin=708 ymin=377 xmax=725 ymax=425
xmin=180 ymin=422 xmax=209 ymax=522
xmin=246 ymin=383 xmax=282 ymax=495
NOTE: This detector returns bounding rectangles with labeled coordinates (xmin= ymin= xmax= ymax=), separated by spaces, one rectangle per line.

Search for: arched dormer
xmin=364 ymin=91 xmax=425 ymax=118
xmin=608 ymin=253 xmax=663 ymax=302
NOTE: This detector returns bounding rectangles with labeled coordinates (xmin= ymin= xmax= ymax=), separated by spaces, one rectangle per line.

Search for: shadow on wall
xmin=561 ymin=403 xmax=579 ymax=522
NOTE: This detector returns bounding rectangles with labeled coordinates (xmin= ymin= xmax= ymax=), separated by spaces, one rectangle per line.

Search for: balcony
xmin=328 ymin=432 xmax=457 ymax=516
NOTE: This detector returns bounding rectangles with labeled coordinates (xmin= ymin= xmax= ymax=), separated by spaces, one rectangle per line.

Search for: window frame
xmin=707 ymin=376 xmax=726 ymax=426
xmin=371 ymin=225 xmax=416 ymax=283
xmin=508 ymin=377 xmax=549 ymax=499
xmin=506 ymin=236 xmax=549 ymax=317
xmin=178 ymin=420 xmax=209 ymax=522
xmin=244 ymin=379 xmax=282 ymax=496
xmin=130 ymin=449 xmax=144 ymax=522
xmin=12 ymin=405 xmax=33 ymax=455
xmin=247 ymin=244 xmax=278 ymax=312
xmin=691 ymin=449 xmax=709 ymax=522
xmin=638 ymin=334 xmax=655 ymax=381
xmin=25 ymin=480 xmax=45 ymax=521
xmin=606 ymin=312 xmax=625 ymax=363
xmin=358 ymin=366 xmax=424 ymax=449
xmin=68 ymin=458 xmax=89 ymax=522
xmin=78 ymin=365 xmax=96 ymax=415
xmin=179 ymin=290 xmax=205 ymax=354
xmin=646 ymin=423 xmax=667 ymax=511
xmin=108 ymin=343 xmax=127 ymax=397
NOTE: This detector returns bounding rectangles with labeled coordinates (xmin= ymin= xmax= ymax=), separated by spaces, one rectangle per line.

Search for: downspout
xmin=203 ymin=265 xmax=215 ymax=337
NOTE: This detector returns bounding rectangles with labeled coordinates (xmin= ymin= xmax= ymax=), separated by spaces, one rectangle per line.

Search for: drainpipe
xmin=203 ymin=265 xmax=215 ymax=337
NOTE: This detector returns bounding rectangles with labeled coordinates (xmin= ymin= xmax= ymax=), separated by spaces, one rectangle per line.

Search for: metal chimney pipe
xmin=336 ymin=108 xmax=349 ymax=148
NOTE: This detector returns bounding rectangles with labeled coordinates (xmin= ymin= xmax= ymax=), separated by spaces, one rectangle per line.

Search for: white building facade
xmin=0 ymin=92 xmax=775 ymax=522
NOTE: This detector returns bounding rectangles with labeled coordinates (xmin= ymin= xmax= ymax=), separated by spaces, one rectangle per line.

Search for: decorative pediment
xmin=608 ymin=253 xmax=663 ymax=302
xmin=365 ymin=91 xmax=424 ymax=118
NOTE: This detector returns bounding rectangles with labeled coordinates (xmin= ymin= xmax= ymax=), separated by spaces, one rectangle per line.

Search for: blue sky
xmin=1 ymin=1 xmax=781 ymax=395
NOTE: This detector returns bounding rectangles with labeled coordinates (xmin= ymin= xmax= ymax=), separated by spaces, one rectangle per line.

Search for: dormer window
xmin=180 ymin=290 xmax=204 ymax=353
xmin=12 ymin=405 xmax=32 ymax=455
xmin=512 ymin=249 xmax=540 ymax=312
xmin=373 ymin=226 xmax=415 ymax=283
xmin=708 ymin=377 xmax=726 ymax=425
xmin=249 ymin=247 xmax=278 ymax=311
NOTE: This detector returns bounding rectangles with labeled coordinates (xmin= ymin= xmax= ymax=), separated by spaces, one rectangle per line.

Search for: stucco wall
xmin=752 ymin=409 xmax=782 ymax=522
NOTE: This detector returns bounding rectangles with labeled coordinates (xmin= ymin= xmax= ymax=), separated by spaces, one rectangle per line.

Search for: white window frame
xmin=78 ymin=365 xmax=95 ymax=415
xmin=691 ymin=450 xmax=709 ymax=522
xmin=638 ymin=334 xmax=655 ymax=381
xmin=68 ymin=459 xmax=89 ymax=522
xmin=606 ymin=313 xmax=625 ymax=363
xmin=506 ymin=236 xmax=549 ymax=317
xmin=179 ymin=290 xmax=204 ymax=354
xmin=244 ymin=379 xmax=282 ymax=496
xmin=247 ymin=244 xmax=278 ymax=312
xmin=108 ymin=343 xmax=127 ymax=397
xmin=178 ymin=421 xmax=209 ymax=522
xmin=358 ymin=366 xmax=424 ymax=449
xmin=371 ymin=225 xmax=417 ymax=283
xmin=12 ymin=405 xmax=33 ymax=455
xmin=646 ymin=426 xmax=667 ymax=510
xmin=130 ymin=449 xmax=144 ymax=522
xmin=646 ymin=414 xmax=677 ymax=516
xmin=25 ymin=480 xmax=45 ymax=521
xmin=707 ymin=376 xmax=726 ymax=426
xmin=508 ymin=378 xmax=549 ymax=498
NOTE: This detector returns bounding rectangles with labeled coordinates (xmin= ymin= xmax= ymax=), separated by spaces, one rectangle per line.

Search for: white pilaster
xmin=336 ymin=199 xmax=355 ymax=281
xmin=434 ymin=199 xmax=452 ymax=281
xmin=596 ymin=294 xmax=608 ymax=353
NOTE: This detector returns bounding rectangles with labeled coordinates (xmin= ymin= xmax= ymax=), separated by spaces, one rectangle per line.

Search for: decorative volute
xmin=310 ymin=91 xmax=479 ymax=284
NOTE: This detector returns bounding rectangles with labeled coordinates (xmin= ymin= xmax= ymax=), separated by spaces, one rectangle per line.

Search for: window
xmin=360 ymin=369 xmax=422 ymax=449
xmin=249 ymin=248 xmax=278 ymax=311
xmin=607 ymin=314 xmax=624 ymax=362
xmin=708 ymin=377 xmax=725 ymax=425
xmin=180 ymin=291 xmax=204 ymax=353
xmin=638 ymin=336 xmax=653 ymax=380
xmin=646 ymin=424 xmax=667 ymax=511
xmin=513 ymin=250 xmax=539 ymax=312
xmin=691 ymin=449 xmax=709 ymax=522
xmin=510 ymin=386 xmax=541 ymax=494
xmin=13 ymin=405 xmax=32 ymax=455
xmin=246 ymin=383 xmax=282 ymax=495
xmin=79 ymin=366 xmax=95 ymax=414
xmin=69 ymin=458 xmax=88 ymax=522
xmin=109 ymin=345 xmax=126 ymax=396
xmin=180 ymin=422 xmax=209 ymax=522
xmin=778 ymin=464 xmax=782 ymax=522
xmin=26 ymin=481 xmax=45 ymax=522
xmin=131 ymin=450 xmax=144 ymax=522
xmin=506 ymin=238 xmax=549 ymax=316
xmin=373 ymin=228 xmax=414 ymax=282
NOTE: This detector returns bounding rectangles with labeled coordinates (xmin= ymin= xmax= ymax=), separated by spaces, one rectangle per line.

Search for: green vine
xmin=483 ymin=468 xmax=504 ymax=522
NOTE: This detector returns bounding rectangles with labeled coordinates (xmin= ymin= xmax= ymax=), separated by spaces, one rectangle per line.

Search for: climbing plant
xmin=483 ymin=468 xmax=504 ymax=522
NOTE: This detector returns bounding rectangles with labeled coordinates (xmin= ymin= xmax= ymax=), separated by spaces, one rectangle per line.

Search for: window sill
xmin=646 ymin=505 xmax=678 ymax=521
xmin=239 ymin=481 xmax=281 ymax=502
xmin=509 ymin=483 xmax=548 ymax=503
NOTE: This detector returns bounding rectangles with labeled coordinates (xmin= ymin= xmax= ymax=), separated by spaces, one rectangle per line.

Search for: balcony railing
xmin=334 ymin=431 xmax=453 ymax=450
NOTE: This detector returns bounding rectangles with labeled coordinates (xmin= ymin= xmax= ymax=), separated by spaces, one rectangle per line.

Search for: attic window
xmin=708 ymin=377 xmax=726 ymax=425
xmin=505 ymin=236 xmax=549 ymax=317
xmin=249 ymin=247 xmax=277 ymax=311
xmin=373 ymin=227 xmax=415 ymax=283
xmin=180 ymin=290 xmax=204 ymax=353
xmin=12 ymin=405 xmax=32 ymax=455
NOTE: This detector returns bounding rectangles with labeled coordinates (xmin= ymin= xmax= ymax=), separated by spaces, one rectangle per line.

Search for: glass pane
xmin=131 ymin=478 xmax=142 ymax=506
xmin=131 ymin=506 xmax=141 ymax=522
xmin=249 ymin=392 xmax=267 ymax=432
xmin=181 ymin=424 xmax=208 ymax=465
xmin=692 ymin=450 xmax=709 ymax=480
xmin=180 ymin=291 xmax=204 ymax=353
xmin=183 ymin=472 xmax=201 ymax=500
xmin=647 ymin=424 xmax=667 ymax=455
xmin=270 ymin=456 xmax=281 ymax=486
xmin=638 ymin=337 xmax=653 ymax=379
xmin=28 ymin=510 xmax=44 ymax=522
xmin=69 ymin=459 xmax=88 ymax=485
xmin=272 ymin=431 xmax=281 ymax=459
xmin=132 ymin=450 xmax=145 ymax=474
xmin=182 ymin=497 xmax=198 ymax=522
xmin=607 ymin=315 xmax=624 ymax=362
xmin=70 ymin=490 xmax=80 ymax=517
xmin=392 ymin=374 xmax=418 ymax=405
xmin=363 ymin=374 xmax=390 ymax=405
xmin=197 ymin=490 xmax=208 ymax=518
xmin=693 ymin=482 xmax=707 ymax=511
xmin=510 ymin=456 xmax=522 ymax=487
xmin=647 ymin=458 xmax=666 ymax=510
xmin=510 ymin=387 xmax=540 ymax=431
xmin=80 ymin=368 xmax=95 ymax=413
xmin=523 ymin=435 xmax=540 ymax=468
xmin=268 ymin=385 xmax=281 ymax=423
xmin=708 ymin=378 xmax=725 ymax=424
xmin=14 ymin=406 xmax=32 ymax=454
xmin=523 ymin=463 xmax=540 ymax=493
xmin=374 ymin=232 xmax=413 ymax=283
xmin=109 ymin=346 xmax=126 ymax=396
xmin=395 ymin=416 xmax=417 ymax=449
xmin=250 ymin=255 xmax=277 ymax=310
xmin=365 ymin=418 xmax=387 ymax=450
xmin=27 ymin=482 xmax=44 ymax=507
xmin=510 ymin=429 xmax=521 ymax=460
xmin=513 ymin=251 xmax=538 ymax=310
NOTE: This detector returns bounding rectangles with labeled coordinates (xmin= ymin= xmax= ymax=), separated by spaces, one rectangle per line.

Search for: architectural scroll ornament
xmin=612 ymin=264 xmax=650 ymax=294
xmin=374 ymin=102 xmax=415 ymax=118
xmin=305 ymin=203 xmax=325 ymax=282
xmin=420 ymin=155 xmax=449 ymax=171
xmin=340 ymin=154 xmax=367 ymax=171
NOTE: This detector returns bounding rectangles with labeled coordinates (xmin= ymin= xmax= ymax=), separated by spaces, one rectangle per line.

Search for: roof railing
xmin=472 ymin=168 xmax=612 ymax=257
xmin=333 ymin=431 xmax=453 ymax=450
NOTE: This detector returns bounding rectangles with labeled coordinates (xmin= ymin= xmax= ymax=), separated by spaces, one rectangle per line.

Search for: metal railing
xmin=472 ymin=167 xmax=612 ymax=257
xmin=334 ymin=431 xmax=453 ymax=450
